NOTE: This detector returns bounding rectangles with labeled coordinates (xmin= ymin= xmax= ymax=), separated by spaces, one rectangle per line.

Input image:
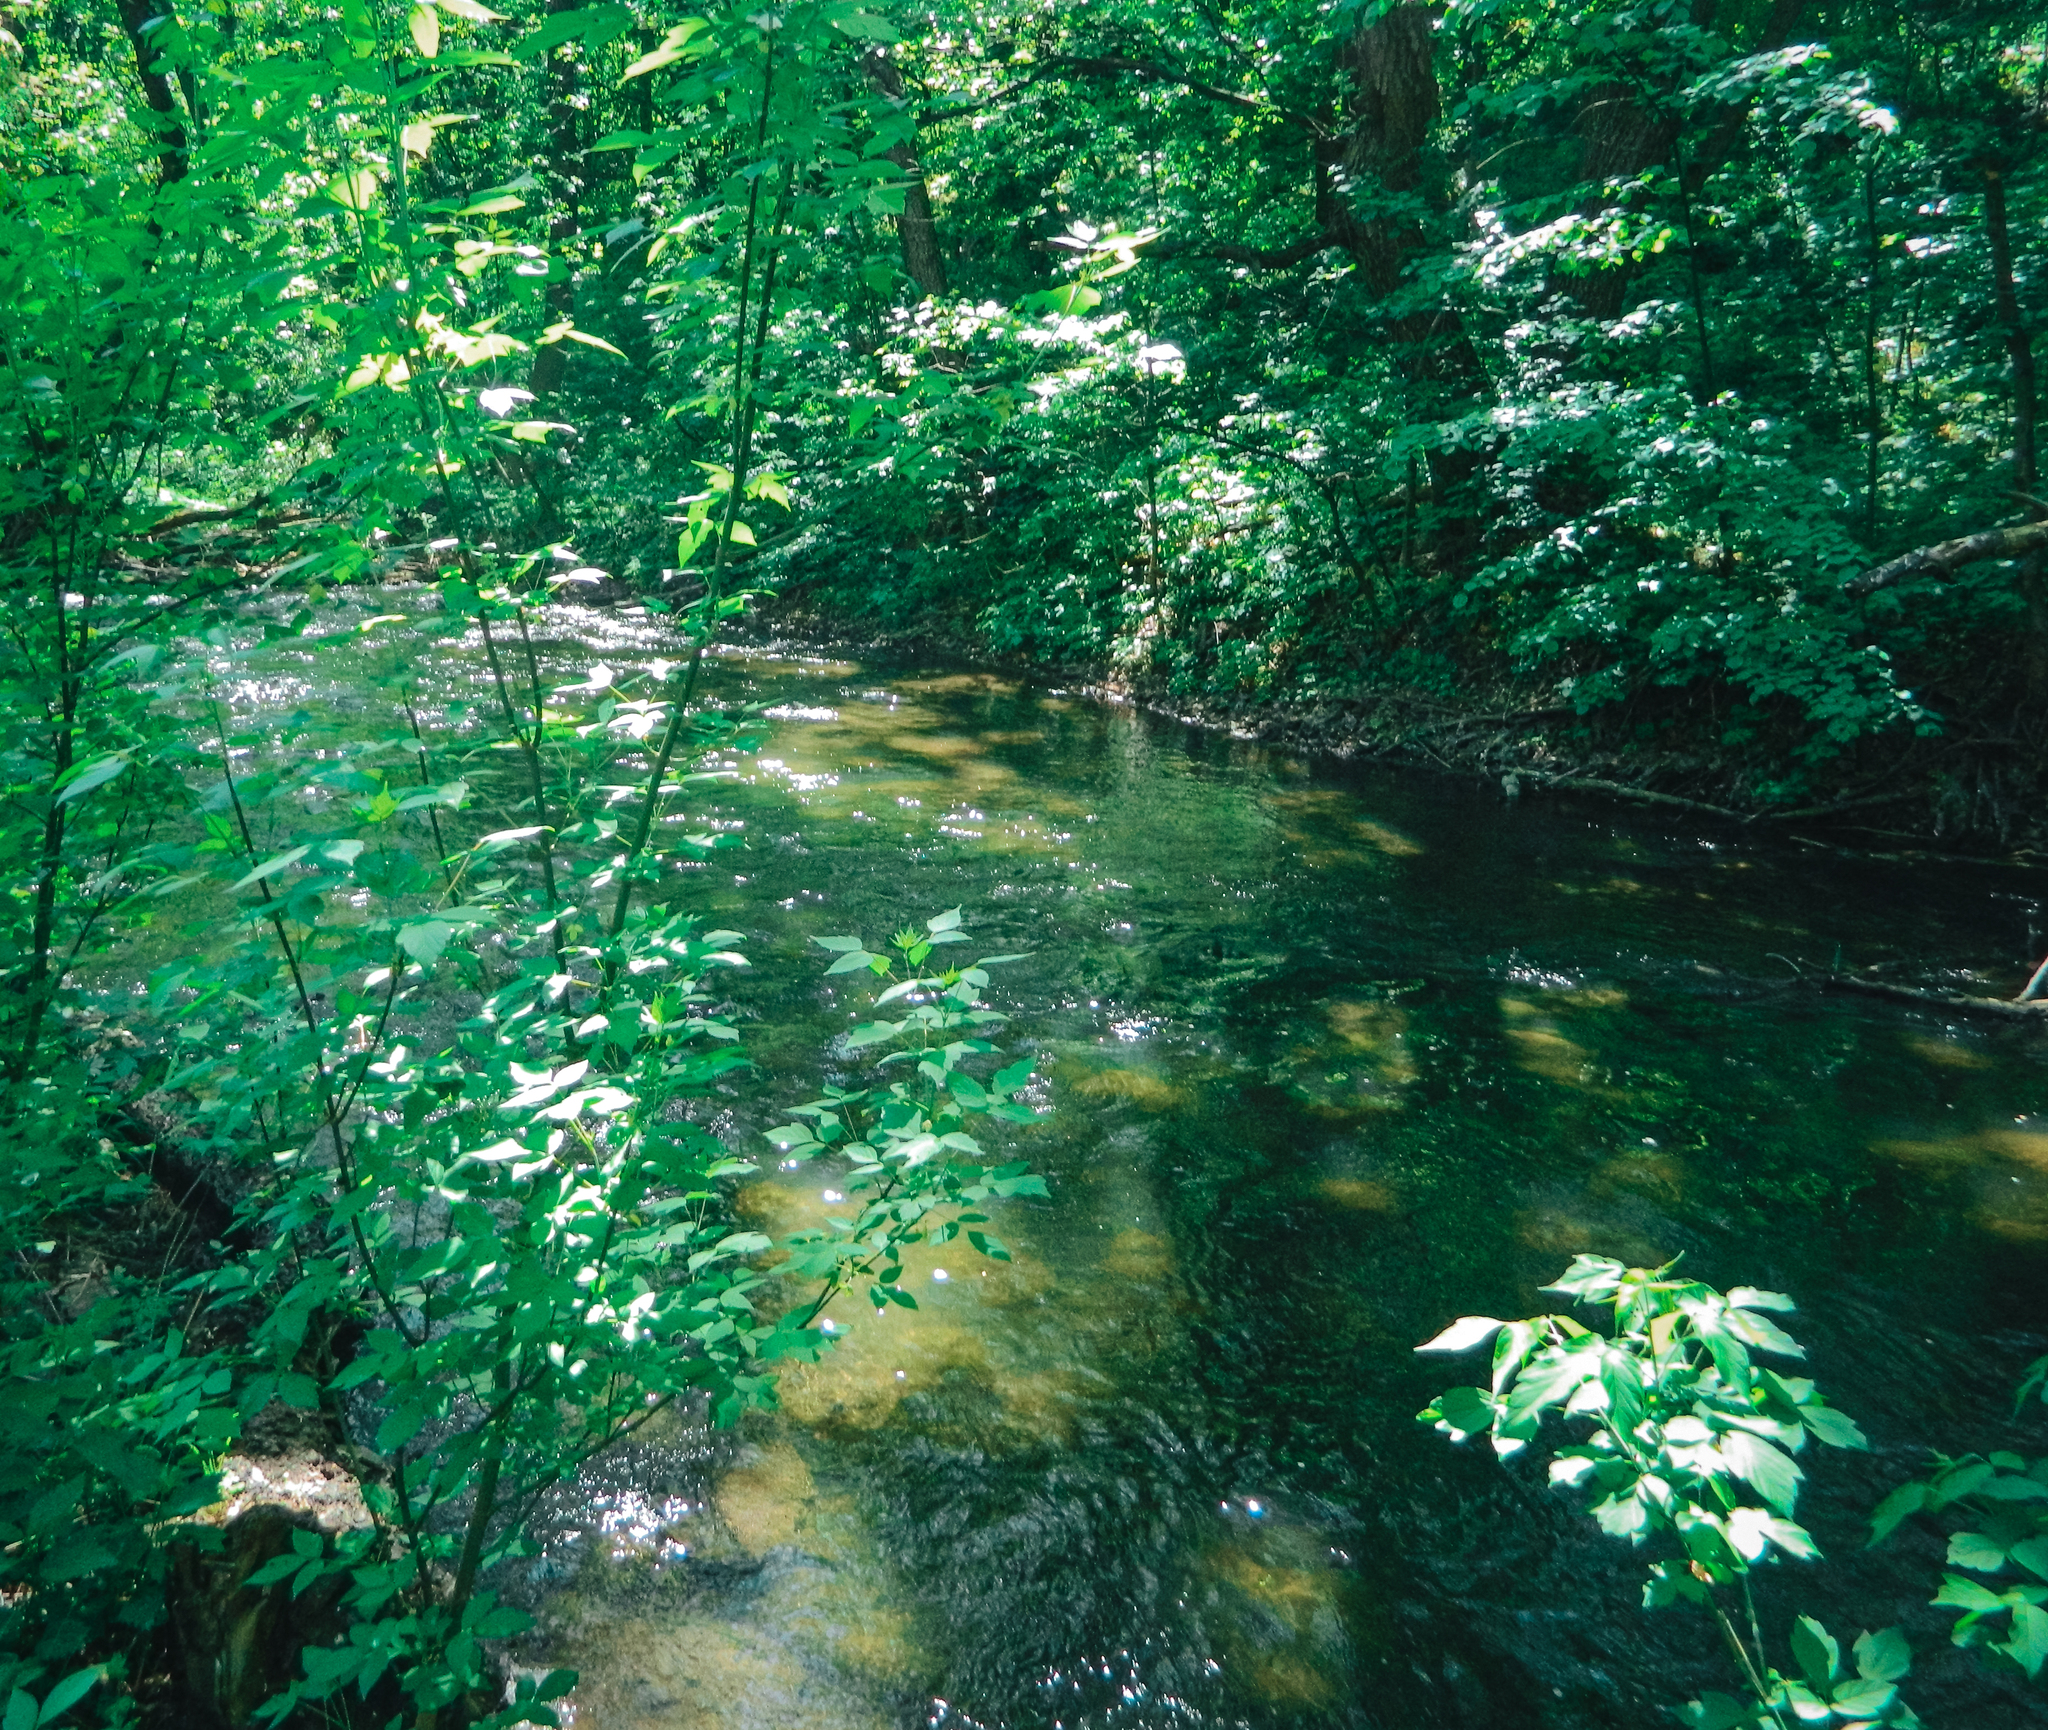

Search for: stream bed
xmin=163 ymin=603 xmax=2048 ymax=1729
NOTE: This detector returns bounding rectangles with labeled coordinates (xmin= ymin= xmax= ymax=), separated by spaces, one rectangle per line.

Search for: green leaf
xmin=1415 ymin=1316 xmax=1505 ymax=1354
xmin=55 ymin=754 xmax=130 ymax=806
xmin=812 ymin=935 xmax=865 ymax=951
xmin=1825 ymin=1677 xmax=1897 ymax=1717
xmin=1869 ymin=1480 xmax=1926 ymax=1544
xmin=1592 ymin=1485 xmax=1649 ymax=1540
xmin=398 ymin=920 xmax=453 ymax=965
xmin=1998 ymin=1600 xmax=2048 ymax=1678
xmin=1976 ymin=1475 xmax=2048 ymax=1503
xmin=1948 ymin=1530 xmax=2008 ymax=1572
xmin=375 ymin=1405 xmax=425 ymax=1454
xmin=1932 ymin=1573 xmax=2008 ymax=1612
xmin=831 ymin=10 xmax=899 ymax=40
xmin=1722 ymin=1430 xmax=1803 ymax=1516
xmin=1790 ymin=1615 xmax=1840 ymax=1691
xmin=1426 ymin=1385 xmax=1495 ymax=1439
xmin=623 ymin=24 xmax=703 ymax=78
xmin=844 ymin=1019 xmax=906 ymax=1049
xmin=1731 ymin=1509 xmax=1818 ymax=1560
xmin=1540 ymin=1254 xmax=1627 ymax=1301
xmin=242 ymin=1553 xmax=302 ymax=1588
xmin=514 ymin=2 xmax=633 ymax=58
xmin=230 ymin=844 xmax=310 ymax=890
xmin=1798 ymin=1404 xmax=1867 ymax=1449
xmin=1852 ymin=1626 xmax=1911 ymax=1685
xmin=34 ymin=1669 xmax=98 ymax=1726
xmin=1672 ymin=1690 xmax=1758 ymax=1730
xmin=3 ymin=1692 xmax=33 ymax=1730
xmin=824 ymin=950 xmax=880 ymax=975
xmin=2009 ymin=1533 xmax=2048 ymax=1581
xmin=470 ymin=1603 xmax=534 ymax=1637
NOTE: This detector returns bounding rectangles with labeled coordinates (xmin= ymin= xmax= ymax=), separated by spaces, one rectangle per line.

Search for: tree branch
xmin=928 ymin=52 xmax=1326 ymax=136
xmin=1149 ymin=230 xmax=1343 ymax=269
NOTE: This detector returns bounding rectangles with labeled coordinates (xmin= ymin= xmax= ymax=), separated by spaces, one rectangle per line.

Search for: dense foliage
xmin=2 ymin=0 xmax=2045 ymax=1722
xmin=9 ymin=0 xmax=2048 ymax=818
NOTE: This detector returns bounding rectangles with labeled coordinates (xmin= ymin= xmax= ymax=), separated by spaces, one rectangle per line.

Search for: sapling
xmin=1418 ymin=1255 xmax=1917 ymax=1729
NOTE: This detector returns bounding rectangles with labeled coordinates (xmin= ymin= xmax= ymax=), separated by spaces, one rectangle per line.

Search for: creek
xmin=137 ymin=601 xmax=2048 ymax=1729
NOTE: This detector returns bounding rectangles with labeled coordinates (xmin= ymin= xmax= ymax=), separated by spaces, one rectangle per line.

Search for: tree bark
xmin=1846 ymin=518 xmax=2048 ymax=595
xmin=1326 ymin=0 xmax=1485 ymax=504
xmin=1327 ymin=3 xmax=1437 ymax=299
xmin=1979 ymin=165 xmax=2048 ymax=692
xmin=864 ymin=49 xmax=948 ymax=297
xmin=116 ymin=0 xmax=188 ymax=186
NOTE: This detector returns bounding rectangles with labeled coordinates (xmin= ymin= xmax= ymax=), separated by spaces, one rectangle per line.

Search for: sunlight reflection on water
xmin=140 ymin=592 xmax=2048 ymax=1730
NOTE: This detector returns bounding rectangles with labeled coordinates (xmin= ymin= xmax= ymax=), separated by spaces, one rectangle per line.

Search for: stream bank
xmin=749 ymin=600 xmax=2046 ymax=861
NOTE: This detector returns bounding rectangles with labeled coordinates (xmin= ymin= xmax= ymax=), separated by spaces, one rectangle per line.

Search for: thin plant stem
xmin=401 ymin=682 xmax=456 ymax=892
xmin=609 ymin=31 xmax=784 ymax=935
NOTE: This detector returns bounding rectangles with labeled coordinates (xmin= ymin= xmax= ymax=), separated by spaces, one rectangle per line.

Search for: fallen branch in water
xmin=1822 ymin=974 xmax=2048 ymax=1020
xmin=1846 ymin=518 xmax=2048 ymax=595
xmin=1521 ymin=771 xmax=1751 ymax=822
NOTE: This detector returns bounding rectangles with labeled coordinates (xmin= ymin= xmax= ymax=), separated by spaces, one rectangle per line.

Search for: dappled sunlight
xmin=16 ymin=1 xmax=2048 ymax=1722
xmin=733 ymin=1179 xmax=1088 ymax=1446
xmin=1513 ymin=1200 xmax=1672 ymax=1272
xmin=1315 ymin=1176 xmax=1399 ymax=1212
xmin=1064 ymin=1060 xmax=1192 ymax=1112
xmin=1902 ymin=1032 xmax=1996 ymax=1070
xmin=1348 ymin=818 xmax=1423 ymax=857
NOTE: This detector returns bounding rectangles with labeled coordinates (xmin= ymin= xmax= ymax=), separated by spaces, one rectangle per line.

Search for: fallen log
xmin=1847 ymin=518 xmax=2048 ymax=596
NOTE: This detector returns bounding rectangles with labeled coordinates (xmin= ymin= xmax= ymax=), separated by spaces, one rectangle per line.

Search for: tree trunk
xmin=1985 ymin=167 xmax=2039 ymax=495
xmin=527 ymin=0 xmax=585 ymax=399
xmin=1327 ymin=1 xmax=1483 ymax=524
xmin=863 ymin=49 xmax=949 ymax=298
xmin=1982 ymin=165 xmax=2047 ymax=694
xmin=116 ymin=0 xmax=188 ymax=186
xmin=1327 ymin=3 xmax=1436 ymax=299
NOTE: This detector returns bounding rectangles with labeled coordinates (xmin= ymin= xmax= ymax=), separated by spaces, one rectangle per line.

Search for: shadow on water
xmin=157 ymin=605 xmax=2047 ymax=1728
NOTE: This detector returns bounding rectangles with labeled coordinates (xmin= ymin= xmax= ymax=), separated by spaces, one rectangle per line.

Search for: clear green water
xmin=166 ymin=603 xmax=2048 ymax=1729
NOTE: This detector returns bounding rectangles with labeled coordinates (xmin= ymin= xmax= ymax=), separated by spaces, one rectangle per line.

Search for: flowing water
xmin=158 ymin=601 xmax=2048 ymax=1729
